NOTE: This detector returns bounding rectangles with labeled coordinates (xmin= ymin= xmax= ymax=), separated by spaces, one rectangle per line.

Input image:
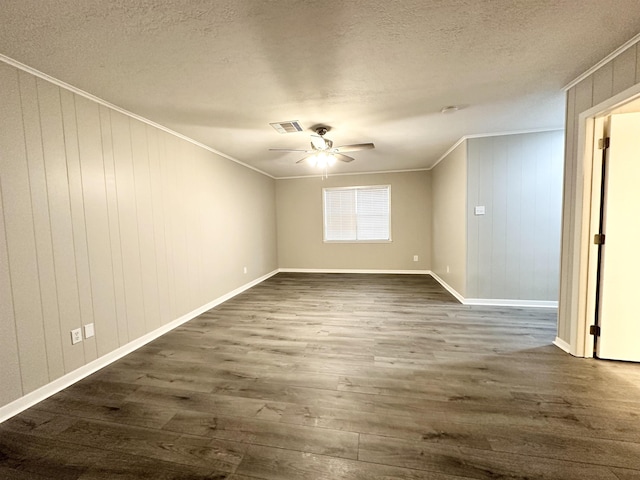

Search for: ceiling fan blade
xmin=269 ymin=148 xmax=314 ymax=153
xmin=334 ymin=143 xmax=375 ymax=153
xmin=335 ymin=153 xmax=355 ymax=163
xmin=310 ymin=135 xmax=327 ymax=150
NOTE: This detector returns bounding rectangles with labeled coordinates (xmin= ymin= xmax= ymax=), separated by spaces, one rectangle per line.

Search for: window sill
xmin=323 ymin=239 xmax=392 ymax=244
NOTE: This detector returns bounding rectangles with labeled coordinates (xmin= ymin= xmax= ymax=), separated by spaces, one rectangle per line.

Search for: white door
xmin=597 ymin=112 xmax=640 ymax=362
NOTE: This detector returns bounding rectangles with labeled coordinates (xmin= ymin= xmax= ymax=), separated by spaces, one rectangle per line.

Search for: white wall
xmin=430 ymin=141 xmax=467 ymax=295
xmin=0 ymin=62 xmax=277 ymax=410
xmin=276 ymin=171 xmax=431 ymax=271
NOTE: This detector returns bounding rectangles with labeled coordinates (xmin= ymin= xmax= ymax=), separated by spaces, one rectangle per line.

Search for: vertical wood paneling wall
xmin=0 ymin=62 xmax=277 ymax=409
xmin=466 ymin=132 xmax=564 ymax=301
xmin=430 ymin=132 xmax=563 ymax=303
xmin=557 ymin=43 xmax=640 ymax=346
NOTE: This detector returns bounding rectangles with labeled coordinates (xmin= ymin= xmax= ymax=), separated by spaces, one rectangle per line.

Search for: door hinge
xmin=593 ymin=233 xmax=606 ymax=245
xmin=589 ymin=325 xmax=601 ymax=336
xmin=598 ymin=137 xmax=610 ymax=150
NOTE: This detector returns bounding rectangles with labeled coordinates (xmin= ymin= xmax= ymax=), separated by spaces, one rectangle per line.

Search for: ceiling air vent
xmin=270 ymin=120 xmax=303 ymax=134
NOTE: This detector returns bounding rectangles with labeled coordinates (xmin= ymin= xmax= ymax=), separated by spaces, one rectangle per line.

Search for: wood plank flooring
xmin=1 ymin=272 xmax=640 ymax=479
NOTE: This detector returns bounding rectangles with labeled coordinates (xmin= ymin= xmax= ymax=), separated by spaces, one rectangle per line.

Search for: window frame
xmin=322 ymin=184 xmax=392 ymax=243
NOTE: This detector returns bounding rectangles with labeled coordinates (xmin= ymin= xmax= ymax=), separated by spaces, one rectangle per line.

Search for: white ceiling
xmin=1 ymin=1 xmax=640 ymax=178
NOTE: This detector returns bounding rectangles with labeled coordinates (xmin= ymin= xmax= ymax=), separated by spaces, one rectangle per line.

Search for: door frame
xmin=572 ymin=84 xmax=640 ymax=358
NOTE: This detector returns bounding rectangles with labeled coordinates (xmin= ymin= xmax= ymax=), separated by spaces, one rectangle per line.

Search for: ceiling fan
xmin=269 ymin=127 xmax=375 ymax=166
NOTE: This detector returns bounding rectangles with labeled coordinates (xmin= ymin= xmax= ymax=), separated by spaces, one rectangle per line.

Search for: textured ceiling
xmin=1 ymin=1 xmax=640 ymax=178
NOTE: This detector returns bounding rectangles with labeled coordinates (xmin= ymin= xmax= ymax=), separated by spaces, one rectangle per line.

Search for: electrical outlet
xmin=84 ymin=323 xmax=95 ymax=339
xmin=243 ymin=266 xmax=247 ymax=274
xmin=71 ymin=328 xmax=83 ymax=345
xmin=446 ymin=265 xmax=450 ymax=273
xmin=413 ymin=255 xmax=419 ymax=262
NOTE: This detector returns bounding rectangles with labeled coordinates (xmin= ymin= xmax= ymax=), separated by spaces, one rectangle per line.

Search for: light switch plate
xmin=474 ymin=206 xmax=486 ymax=215
xmin=84 ymin=323 xmax=95 ymax=339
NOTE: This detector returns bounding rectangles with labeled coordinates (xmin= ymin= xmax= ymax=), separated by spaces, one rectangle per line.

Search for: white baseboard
xmin=428 ymin=272 xmax=558 ymax=308
xmin=553 ymin=337 xmax=575 ymax=355
xmin=0 ymin=267 xmax=560 ymax=423
xmin=428 ymin=271 xmax=465 ymax=303
xmin=0 ymin=269 xmax=279 ymax=424
xmin=464 ymin=298 xmax=558 ymax=308
xmin=278 ymin=268 xmax=431 ymax=275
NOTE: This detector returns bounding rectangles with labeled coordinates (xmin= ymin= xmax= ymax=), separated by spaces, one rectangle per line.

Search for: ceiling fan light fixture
xmin=269 ymin=124 xmax=374 ymax=170
xmin=315 ymin=152 xmax=329 ymax=168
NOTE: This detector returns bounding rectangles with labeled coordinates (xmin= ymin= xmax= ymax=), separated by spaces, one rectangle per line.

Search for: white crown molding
xmin=0 ymin=269 xmax=279 ymax=424
xmin=429 ymin=137 xmax=468 ymax=171
xmin=462 ymin=128 xmax=564 ymax=140
xmin=277 ymin=127 xmax=564 ymax=179
xmin=0 ymin=53 xmax=572 ymax=181
xmin=276 ymin=167 xmax=430 ymax=181
xmin=429 ymin=128 xmax=564 ymax=171
xmin=0 ymin=54 xmax=274 ymax=180
xmin=564 ymin=32 xmax=640 ymax=91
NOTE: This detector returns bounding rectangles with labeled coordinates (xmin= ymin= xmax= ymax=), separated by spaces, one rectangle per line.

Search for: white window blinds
xmin=323 ymin=185 xmax=391 ymax=242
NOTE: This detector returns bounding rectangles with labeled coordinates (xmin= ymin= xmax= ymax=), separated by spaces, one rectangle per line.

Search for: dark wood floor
xmin=1 ymin=273 xmax=639 ymax=479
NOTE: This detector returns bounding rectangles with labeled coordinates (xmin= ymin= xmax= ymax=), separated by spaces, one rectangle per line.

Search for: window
xmin=323 ymin=185 xmax=391 ymax=242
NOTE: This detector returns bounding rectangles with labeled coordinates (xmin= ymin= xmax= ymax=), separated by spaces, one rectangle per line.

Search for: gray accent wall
xmin=430 ymin=132 xmax=564 ymax=303
xmin=276 ymin=171 xmax=431 ymax=271
xmin=0 ymin=62 xmax=277 ymax=409
xmin=557 ymin=42 xmax=640 ymax=346
xmin=466 ymin=132 xmax=564 ymax=300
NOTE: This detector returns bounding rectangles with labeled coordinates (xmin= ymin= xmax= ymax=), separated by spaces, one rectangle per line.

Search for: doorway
xmin=584 ymin=99 xmax=640 ymax=362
